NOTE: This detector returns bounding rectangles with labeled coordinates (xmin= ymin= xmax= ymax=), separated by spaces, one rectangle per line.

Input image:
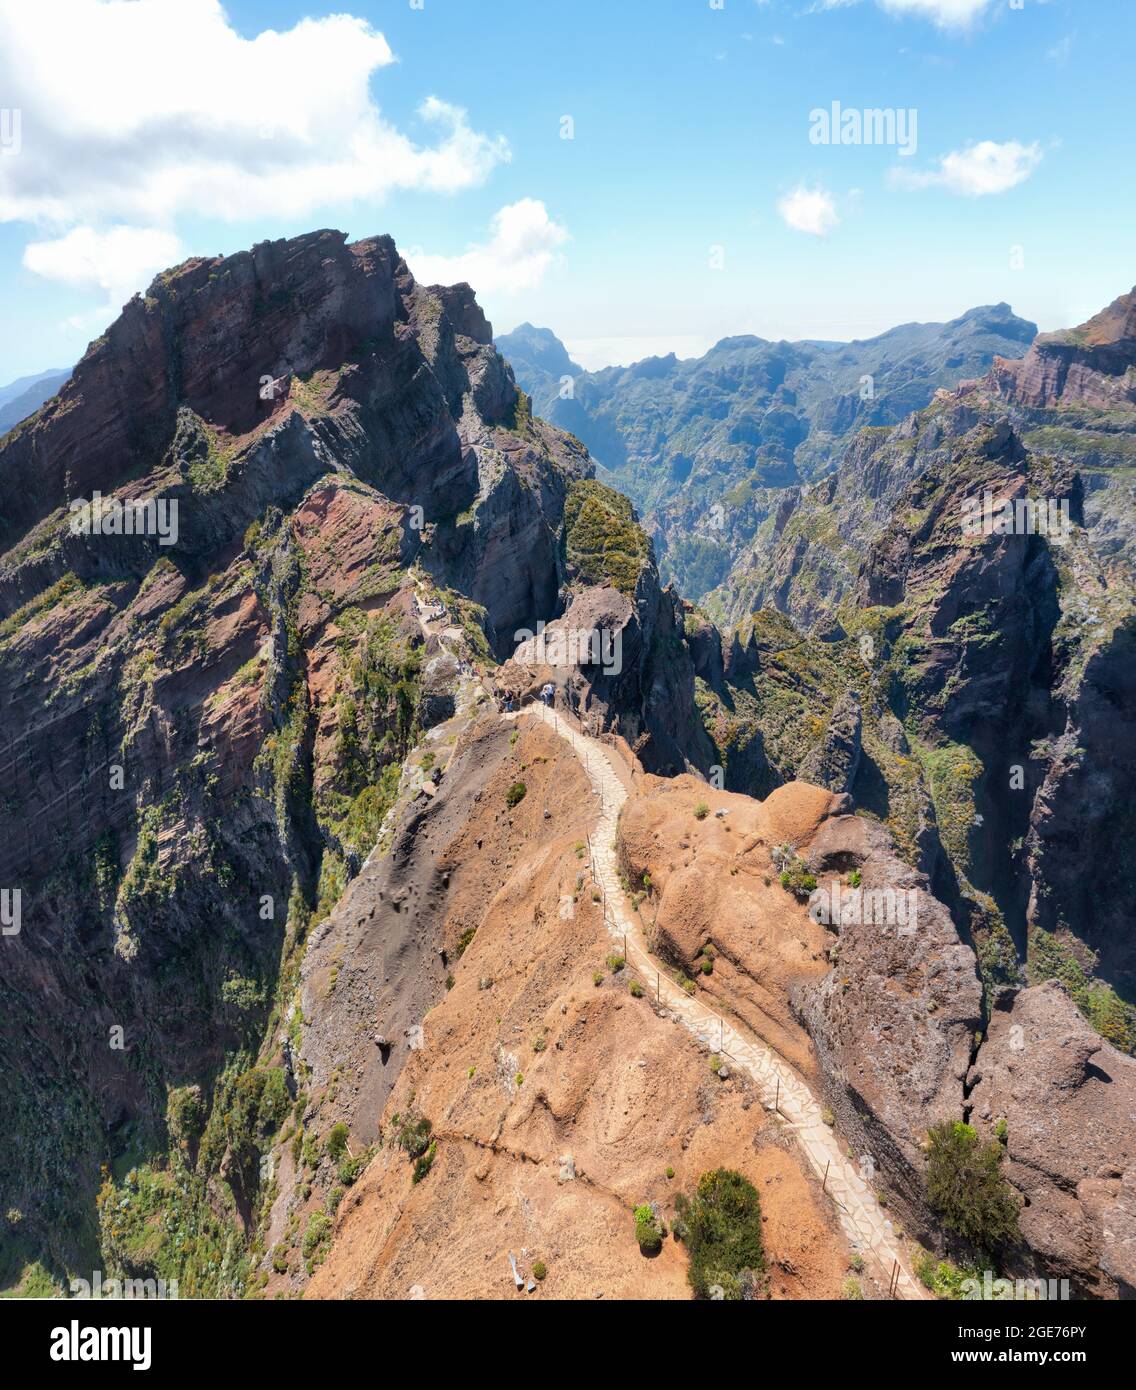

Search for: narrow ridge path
xmin=509 ymin=703 xmax=928 ymax=1300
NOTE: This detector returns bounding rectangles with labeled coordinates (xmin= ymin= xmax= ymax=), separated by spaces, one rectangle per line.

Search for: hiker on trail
xmin=503 ymin=688 xmax=515 ymax=713
xmin=541 ymin=682 xmax=555 ymax=707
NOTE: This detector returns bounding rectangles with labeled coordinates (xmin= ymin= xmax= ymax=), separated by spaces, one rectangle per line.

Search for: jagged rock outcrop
xmin=792 ymin=813 xmax=984 ymax=1241
xmin=967 ymin=980 xmax=1136 ymax=1298
xmin=986 ymin=288 xmax=1136 ymax=412
xmin=497 ymin=479 xmax=716 ymax=775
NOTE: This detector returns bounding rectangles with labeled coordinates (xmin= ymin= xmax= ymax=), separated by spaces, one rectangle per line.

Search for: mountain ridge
xmin=3 ymin=231 xmax=1133 ymax=1302
xmin=497 ymin=304 xmax=1038 ymax=600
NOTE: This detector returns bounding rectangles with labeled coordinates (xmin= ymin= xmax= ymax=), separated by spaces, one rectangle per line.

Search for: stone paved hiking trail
xmin=509 ymin=702 xmax=928 ymax=1301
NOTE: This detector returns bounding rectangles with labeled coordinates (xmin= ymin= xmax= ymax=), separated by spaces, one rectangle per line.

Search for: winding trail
xmin=510 ymin=702 xmax=927 ymax=1301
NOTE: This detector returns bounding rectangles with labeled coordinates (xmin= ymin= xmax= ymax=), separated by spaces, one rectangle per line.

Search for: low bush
xmin=395 ymin=1114 xmax=433 ymax=1160
xmin=634 ymin=1203 xmax=663 ymax=1255
xmin=326 ymin=1122 xmax=349 ymax=1161
xmin=681 ymin=1168 xmax=765 ymax=1300
xmin=412 ymin=1141 xmax=437 ymax=1185
xmin=925 ymin=1121 xmax=1020 ymax=1255
xmin=779 ymin=858 xmax=818 ymax=901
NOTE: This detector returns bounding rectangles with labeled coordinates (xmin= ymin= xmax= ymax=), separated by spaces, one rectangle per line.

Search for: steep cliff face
xmin=698 ymin=292 xmax=1136 ymax=1061
xmin=987 ymin=288 xmax=1136 ymax=412
xmin=792 ymin=812 xmax=984 ymax=1244
xmin=966 ymin=981 xmax=1136 ymax=1299
xmin=0 ymin=230 xmax=596 ymax=1292
xmin=496 ymin=477 xmax=715 ymax=776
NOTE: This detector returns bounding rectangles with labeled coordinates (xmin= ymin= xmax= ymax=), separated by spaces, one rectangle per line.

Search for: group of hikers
xmin=498 ymin=682 xmax=556 ymax=714
xmin=411 ymin=591 xmax=448 ymax=625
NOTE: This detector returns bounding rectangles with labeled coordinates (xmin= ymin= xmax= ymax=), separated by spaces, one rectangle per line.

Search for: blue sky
xmin=0 ymin=0 xmax=1132 ymax=380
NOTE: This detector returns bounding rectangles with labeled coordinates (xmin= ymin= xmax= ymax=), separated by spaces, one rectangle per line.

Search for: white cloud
xmin=777 ymin=186 xmax=840 ymax=237
xmin=818 ymin=0 xmax=993 ymax=27
xmin=23 ymin=225 xmax=184 ymax=310
xmin=876 ymin=0 xmax=993 ymax=25
xmin=891 ymin=140 xmax=1043 ymax=196
xmin=406 ymin=200 xmax=568 ymax=295
xmin=0 ymin=0 xmax=508 ymax=227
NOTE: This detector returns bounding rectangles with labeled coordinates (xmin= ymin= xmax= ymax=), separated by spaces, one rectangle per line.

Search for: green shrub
xmin=925 ymin=1121 xmax=1020 ymax=1255
xmin=694 ymin=803 xmax=709 ymax=821
xmin=593 ymin=970 xmax=604 ymax=986
xmin=166 ymin=1085 xmax=205 ymax=1151
xmin=682 ymin=1168 xmax=765 ymax=1300
xmin=505 ymin=781 xmax=527 ymax=808
xmin=337 ymin=1151 xmax=368 ymax=1186
xmin=629 ymin=979 xmax=644 ymax=998
xmin=326 ymin=1122 xmax=349 ymax=1161
xmin=915 ymin=1252 xmax=973 ymax=1300
xmin=634 ymin=1203 xmax=663 ymax=1255
xmin=606 ymin=954 xmax=625 ymax=973
xmin=395 ymin=1114 xmax=433 ymax=1160
xmin=842 ymin=1277 xmax=863 ymax=1300
xmin=301 ymin=1211 xmax=331 ymax=1264
xmin=779 ymin=859 xmax=818 ymax=901
xmin=532 ymin=1259 xmax=547 ymax=1281
xmin=412 ymin=1141 xmax=437 ymax=1185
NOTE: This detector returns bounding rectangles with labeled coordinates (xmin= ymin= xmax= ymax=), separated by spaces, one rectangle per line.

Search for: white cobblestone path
xmin=510 ymin=703 xmax=928 ymax=1300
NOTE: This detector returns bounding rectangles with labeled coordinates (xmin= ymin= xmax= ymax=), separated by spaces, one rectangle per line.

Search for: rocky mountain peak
xmin=987 ymin=287 xmax=1136 ymax=411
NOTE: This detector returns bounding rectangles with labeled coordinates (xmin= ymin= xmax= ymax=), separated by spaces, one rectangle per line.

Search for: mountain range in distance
xmin=0 ymin=367 xmax=72 ymax=438
xmin=497 ymin=305 xmax=1038 ymax=601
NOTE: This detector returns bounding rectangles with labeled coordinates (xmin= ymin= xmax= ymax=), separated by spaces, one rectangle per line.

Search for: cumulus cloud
xmin=406 ymin=200 xmax=568 ymax=294
xmin=890 ymin=140 xmax=1043 ymax=196
xmin=777 ymin=186 xmax=840 ymax=237
xmin=0 ymin=0 xmax=509 ymax=228
xmin=23 ymin=225 xmax=184 ymax=310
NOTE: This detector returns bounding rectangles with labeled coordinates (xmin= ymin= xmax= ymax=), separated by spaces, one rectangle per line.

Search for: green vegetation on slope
xmin=563 ymin=478 xmax=650 ymax=595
